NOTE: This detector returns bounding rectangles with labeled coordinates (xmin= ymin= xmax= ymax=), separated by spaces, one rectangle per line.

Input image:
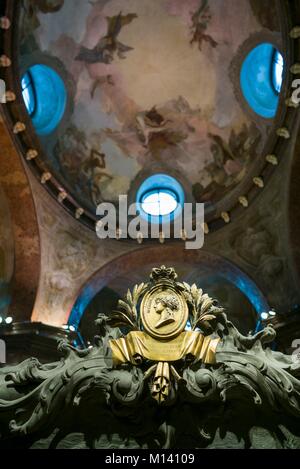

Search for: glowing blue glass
xmin=137 ymin=174 xmax=185 ymax=224
xmin=240 ymin=43 xmax=283 ymax=118
xmin=21 ymin=64 xmax=67 ymax=135
xmin=21 ymin=72 xmax=36 ymax=116
xmin=141 ymin=189 xmax=178 ymax=217
xmin=272 ymin=50 xmax=284 ymax=94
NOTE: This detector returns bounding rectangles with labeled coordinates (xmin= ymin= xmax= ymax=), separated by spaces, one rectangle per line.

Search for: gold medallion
xmin=140 ymin=284 xmax=188 ymax=340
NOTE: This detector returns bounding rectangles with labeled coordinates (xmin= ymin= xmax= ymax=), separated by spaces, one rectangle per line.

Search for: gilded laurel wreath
xmin=106 ymin=283 xmax=148 ymax=330
xmin=103 ymin=266 xmax=225 ymax=335
xmin=176 ymin=282 xmax=224 ymax=334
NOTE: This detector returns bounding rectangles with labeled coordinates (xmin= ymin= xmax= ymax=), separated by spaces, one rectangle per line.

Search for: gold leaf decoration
xmin=177 ymin=281 xmax=224 ymax=333
xmin=107 ymin=282 xmax=148 ymax=330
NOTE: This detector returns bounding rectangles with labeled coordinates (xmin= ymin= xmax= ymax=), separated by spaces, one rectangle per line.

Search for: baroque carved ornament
xmin=1 ymin=266 xmax=300 ymax=448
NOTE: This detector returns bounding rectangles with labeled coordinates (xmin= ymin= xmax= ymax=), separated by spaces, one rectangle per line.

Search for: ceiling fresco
xmin=18 ymin=0 xmax=282 ymax=213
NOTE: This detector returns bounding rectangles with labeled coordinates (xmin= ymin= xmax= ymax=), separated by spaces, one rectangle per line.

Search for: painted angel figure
xmin=190 ymin=0 xmax=218 ymax=50
xmin=76 ymin=11 xmax=138 ymax=64
xmin=135 ymin=106 xmax=171 ymax=146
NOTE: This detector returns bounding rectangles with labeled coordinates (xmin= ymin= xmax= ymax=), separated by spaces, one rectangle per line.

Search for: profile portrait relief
xmin=153 ymin=295 xmax=180 ymax=329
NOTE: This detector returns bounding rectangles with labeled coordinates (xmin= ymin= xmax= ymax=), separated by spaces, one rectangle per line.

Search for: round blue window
xmin=240 ymin=43 xmax=284 ymax=118
xmin=21 ymin=64 xmax=67 ymax=135
xmin=137 ymin=174 xmax=184 ymax=223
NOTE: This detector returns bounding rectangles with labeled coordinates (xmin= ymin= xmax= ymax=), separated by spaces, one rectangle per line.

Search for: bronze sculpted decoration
xmin=109 ymin=267 xmax=220 ymax=403
xmin=1 ymin=266 xmax=300 ymax=449
xmin=141 ymin=284 xmax=188 ymax=339
xmin=154 ymin=296 xmax=179 ymax=329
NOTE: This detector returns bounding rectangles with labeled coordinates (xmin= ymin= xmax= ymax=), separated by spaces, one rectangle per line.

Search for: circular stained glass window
xmin=141 ymin=189 xmax=178 ymax=217
xmin=137 ymin=174 xmax=185 ymax=223
xmin=240 ymin=43 xmax=284 ymax=118
xmin=21 ymin=64 xmax=67 ymax=135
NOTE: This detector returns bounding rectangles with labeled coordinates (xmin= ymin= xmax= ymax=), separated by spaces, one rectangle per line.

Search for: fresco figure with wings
xmin=190 ymin=0 xmax=218 ymax=51
xmin=76 ymin=11 xmax=138 ymax=64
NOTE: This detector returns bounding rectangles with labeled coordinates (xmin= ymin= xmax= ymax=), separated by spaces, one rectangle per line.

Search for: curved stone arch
xmin=68 ymin=245 xmax=269 ymax=329
xmin=0 ymin=118 xmax=40 ymax=321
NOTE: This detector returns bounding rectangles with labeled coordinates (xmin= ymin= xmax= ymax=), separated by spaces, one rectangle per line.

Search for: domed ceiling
xmin=17 ymin=0 xmax=283 ymax=220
